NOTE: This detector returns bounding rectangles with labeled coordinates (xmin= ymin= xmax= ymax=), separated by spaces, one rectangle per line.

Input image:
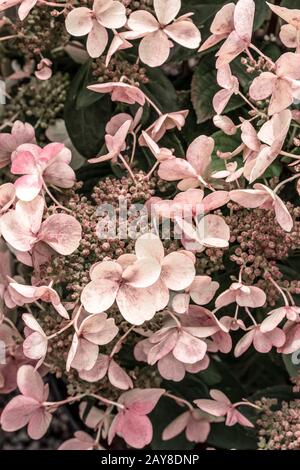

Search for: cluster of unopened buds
xmin=1 ymin=0 xmax=300 ymax=451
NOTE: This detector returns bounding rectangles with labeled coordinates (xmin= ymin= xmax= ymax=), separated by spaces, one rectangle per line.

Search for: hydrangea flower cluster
xmin=1 ymin=0 xmax=300 ymax=451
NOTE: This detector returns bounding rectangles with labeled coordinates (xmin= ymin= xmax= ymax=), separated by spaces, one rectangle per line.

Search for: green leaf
xmin=64 ymin=64 xmax=112 ymax=158
xmin=191 ymin=55 xmax=243 ymax=124
xmin=211 ymin=130 xmax=242 ymax=171
xmin=282 ymin=353 xmax=300 ymax=379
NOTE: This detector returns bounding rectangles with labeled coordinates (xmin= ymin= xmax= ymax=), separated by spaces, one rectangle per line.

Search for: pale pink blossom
xmin=0 ymin=365 xmax=52 ymax=439
xmin=243 ymin=110 xmax=291 ymax=182
xmin=199 ymin=3 xmax=235 ymax=52
xmin=88 ymin=119 xmax=131 ymax=164
xmin=127 ymin=0 xmax=201 ymax=67
xmin=230 ymin=183 xmax=293 ymax=232
xmin=105 ymin=30 xmax=140 ymax=66
xmin=249 ymin=53 xmax=300 ymax=115
xmin=66 ymin=312 xmax=118 ymax=372
xmin=8 ymin=281 xmax=69 ymax=319
xmin=213 ymin=65 xmax=239 ymax=115
xmin=0 ymin=196 xmax=82 ymax=255
xmin=0 ymin=120 xmax=35 ymax=169
xmin=172 ymin=275 xmax=219 ymax=314
xmin=0 ymin=0 xmax=37 ymax=21
xmin=234 ymin=325 xmax=285 ymax=356
xmin=163 ymin=409 xmax=212 ymax=443
xmin=140 ymin=110 xmax=189 ymax=144
xmin=65 ymin=0 xmax=127 ymax=58
xmin=81 ymin=233 xmax=195 ymax=325
xmin=35 ymin=58 xmax=52 ymax=81
xmin=215 ymin=282 xmax=266 ymax=309
xmin=0 ymin=245 xmax=15 ymax=308
xmin=194 ymin=389 xmax=254 ymax=427
xmin=215 ymin=0 xmax=255 ymax=68
xmin=108 ymin=388 xmax=165 ymax=448
xmin=267 ymin=3 xmax=300 ymax=53
xmin=158 ymin=135 xmax=214 ymax=190
xmin=212 ymin=162 xmax=244 ymax=183
xmin=79 ymin=354 xmax=133 ymax=390
xmin=87 ymin=81 xmax=146 ymax=106
xmin=11 ymin=142 xmax=75 ymax=201
xmin=260 ymin=306 xmax=300 ymax=333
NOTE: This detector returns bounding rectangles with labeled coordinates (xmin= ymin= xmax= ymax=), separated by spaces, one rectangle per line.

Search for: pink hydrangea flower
xmin=243 ymin=110 xmax=291 ymax=182
xmin=212 ymin=162 xmax=244 ymax=183
xmin=11 ymin=142 xmax=75 ymax=201
xmin=163 ymin=409 xmax=212 ymax=443
xmin=260 ymin=306 xmax=300 ymax=333
xmin=0 ymin=120 xmax=35 ymax=169
xmin=172 ymin=275 xmax=219 ymax=314
xmin=140 ymin=110 xmax=189 ymax=144
xmin=267 ymin=3 xmax=300 ymax=53
xmin=194 ymin=389 xmax=254 ymax=427
xmin=0 ymin=365 xmax=52 ymax=440
xmin=141 ymin=131 xmax=175 ymax=162
xmin=215 ymin=0 xmax=255 ymax=68
xmin=127 ymin=0 xmax=201 ymax=67
xmin=81 ymin=232 xmax=195 ymax=325
xmin=0 ymin=196 xmax=82 ymax=255
xmin=249 ymin=53 xmax=300 ymax=115
xmin=158 ymin=135 xmax=214 ymax=190
xmin=8 ymin=281 xmax=69 ymax=319
xmin=87 ymin=81 xmax=146 ymax=106
xmin=199 ymin=2 xmax=235 ymax=52
xmin=215 ymin=282 xmax=266 ymax=309
xmin=234 ymin=324 xmax=285 ymax=356
xmin=0 ymin=323 xmax=27 ymax=394
xmin=213 ymin=65 xmax=239 ymax=115
xmin=278 ymin=321 xmax=300 ymax=354
xmin=108 ymin=388 xmax=165 ymax=448
xmin=66 ymin=312 xmax=118 ymax=372
xmin=88 ymin=119 xmax=131 ymax=164
xmin=65 ymin=0 xmax=127 ymax=58
xmin=35 ymin=58 xmax=52 ymax=81
xmin=230 ymin=183 xmax=293 ymax=232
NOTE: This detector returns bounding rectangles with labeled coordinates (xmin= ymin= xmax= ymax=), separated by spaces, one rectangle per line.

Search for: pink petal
xmin=0 ymin=395 xmax=40 ymax=432
xmin=27 ymin=409 xmax=52 ymax=440
xmin=108 ymin=359 xmax=133 ymax=390
xmin=158 ymin=158 xmax=195 ymax=181
xmin=122 ymin=257 xmax=161 ymax=288
xmin=216 ymin=31 xmax=246 ymax=68
xmin=154 ymin=0 xmax=181 ymax=25
xmin=162 ymin=411 xmax=189 ymax=440
xmin=173 ymin=331 xmax=207 ymax=364
xmin=18 ymin=0 xmax=37 ymax=20
xmin=0 ymin=211 xmax=36 ymax=252
xmin=0 ymin=183 xmax=15 ymax=213
xmin=39 ymin=214 xmax=82 ymax=255
xmin=135 ymin=232 xmax=164 ymax=263
xmin=81 ymin=279 xmax=119 ymax=314
xmin=186 ymin=414 xmax=210 ymax=443
xmin=260 ymin=307 xmax=287 ymax=333
xmin=186 ymin=135 xmax=214 ymax=176
xmin=234 ymin=329 xmax=256 ymax=357
xmin=213 ymin=88 xmax=234 ymax=115
xmin=280 ymin=24 xmax=297 ymax=49
xmin=268 ymin=79 xmax=293 ymax=115
xmin=23 ymin=332 xmax=48 ymax=360
xmin=139 ymin=30 xmax=170 ymax=67
xmin=87 ymin=21 xmax=108 ymax=58
xmin=161 ymin=252 xmax=195 ymax=290
xmin=69 ymin=337 xmax=99 ymax=371
xmin=249 ymin=72 xmax=277 ymax=101
xmin=96 ymin=1 xmax=126 ymax=29
xmin=14 ymin=174 xmax=42 ymax=201
xmin=121 ymin=412 xmax=153 ymax=449
xmin=116 ymin=284 xmax=157 ymax=325
xmin=233 ymin=0 xmax=255 ymax=42
xmin=274 ymin=194 xmax=293 ymax=232
xmin=120 ymin=388 xmax=165 ymax=414
xmin=79 ymin=354 xmax=109 ymax=382
xmin=189 ymin=276 xmax=219 ymax=305
xmin=236 ymin=285 xmax=266 ymax=308
xmin=194 ymin=399 xmax=228 ymax=417
xmin=127 ymin=10 xmax=158 ymax=33
xmin=210 ymin=3 xmax=235 ymax=35
xmin=65 ymin=7 xmax=93 ymax=36
xmin=148 ymin=330 xmax=178 ymax=365
xmin=164 ymin=20 xmax=201 ymax=49
xmin=230 ymin=189 xmax=269 ymax=208
xmin=11 ymin=150 xmax=36 ymax=175
xmin=157 ymin=353 xmax=186 ymax=381
xmin=17 ymin=365 xmax=45 ymax=402
xmin=81 ymin=314 xmax=118 ymax=345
